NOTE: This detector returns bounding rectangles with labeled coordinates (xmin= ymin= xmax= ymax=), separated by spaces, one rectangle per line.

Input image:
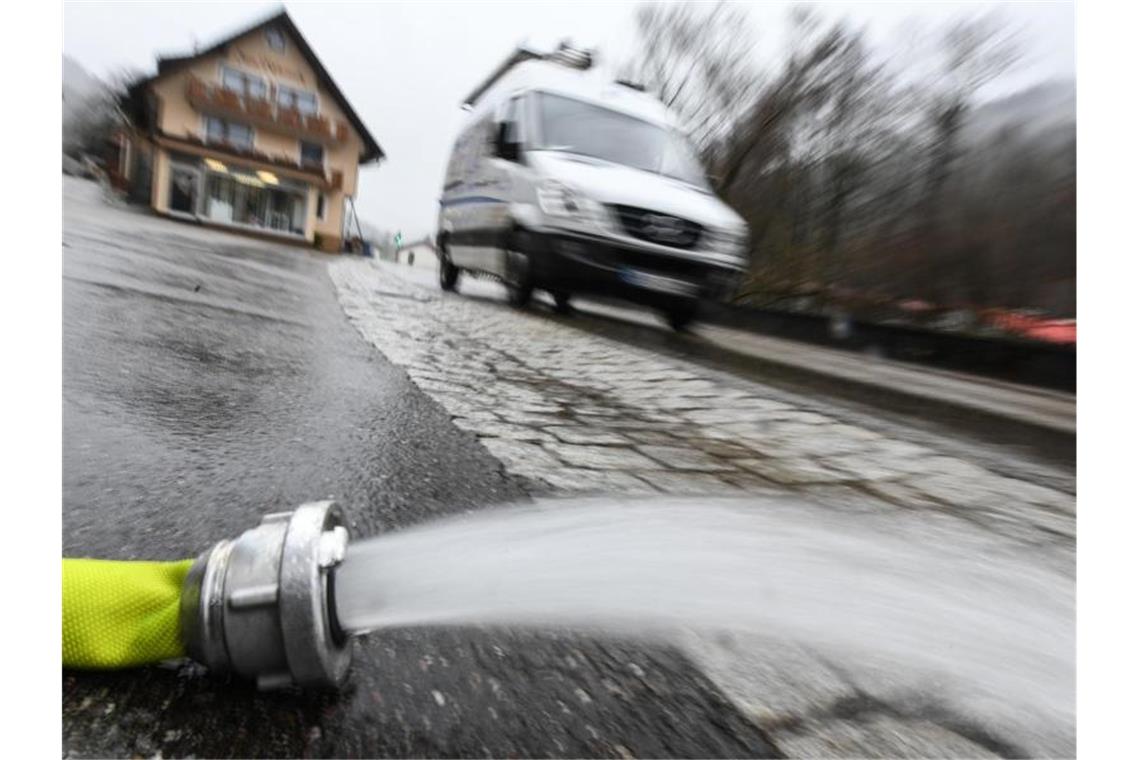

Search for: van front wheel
xmin=504 ymin=248 xmax=534 ymax=308
xmin=551 ymin=290 xmax=573 ymax=314
xmin=664 ymin=300 xmax=699 ymax=331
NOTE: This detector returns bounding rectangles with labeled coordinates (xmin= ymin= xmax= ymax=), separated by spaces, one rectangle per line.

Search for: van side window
xmin=474 ymin=118 xmax=493 ymax=165
xmin=480 ymin=118 xmax=496 ymax=157
xmin=502 ymin=97 xmax=523 ymax=145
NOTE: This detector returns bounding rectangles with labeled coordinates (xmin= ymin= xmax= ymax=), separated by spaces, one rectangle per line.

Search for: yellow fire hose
xmin=61 ymin=501 xmax=354 ymax=689
xmin=62 ymin=558 xmax=193 ymax=669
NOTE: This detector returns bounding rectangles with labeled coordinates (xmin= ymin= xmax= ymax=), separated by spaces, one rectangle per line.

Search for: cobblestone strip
xmin=330 ymin=259 xmax=1073 ymax=548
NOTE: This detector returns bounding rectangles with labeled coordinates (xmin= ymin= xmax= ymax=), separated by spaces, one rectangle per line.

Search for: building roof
xmin=129 ymin=9 xmax=383 ymax=163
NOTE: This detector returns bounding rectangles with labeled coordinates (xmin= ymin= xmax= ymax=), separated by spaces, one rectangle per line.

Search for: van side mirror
xmin=495 ymin=121 xmax=521 ymax=162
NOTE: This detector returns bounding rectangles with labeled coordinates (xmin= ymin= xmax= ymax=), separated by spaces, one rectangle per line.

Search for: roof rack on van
xmin=461 ymin=41 xmax=594 ymax=108
xmin=546 ymin=41 xmax=593 ymax=71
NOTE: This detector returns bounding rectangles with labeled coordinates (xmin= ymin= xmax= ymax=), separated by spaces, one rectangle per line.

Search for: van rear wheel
xmin=439 ymin=248 xmax=459 ymax=291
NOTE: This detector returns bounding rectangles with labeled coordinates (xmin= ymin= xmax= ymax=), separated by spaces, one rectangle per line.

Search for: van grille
xmin=610 ymin=205 xmax=703 ymax=250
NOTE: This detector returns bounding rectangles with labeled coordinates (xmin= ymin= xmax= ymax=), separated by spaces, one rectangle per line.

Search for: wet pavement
xmin=330 ymin=258 xmax=1075 ymax=758
xmin=62 ymin=178 xmax=780 ymax=758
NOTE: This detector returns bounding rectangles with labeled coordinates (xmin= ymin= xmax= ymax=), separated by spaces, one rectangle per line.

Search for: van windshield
xmin=534 ymin=92 xmax=710 ymax=190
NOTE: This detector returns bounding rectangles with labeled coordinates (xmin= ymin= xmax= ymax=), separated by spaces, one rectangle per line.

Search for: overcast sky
xmin=63 ymin=1 xmax=1074 ymax=239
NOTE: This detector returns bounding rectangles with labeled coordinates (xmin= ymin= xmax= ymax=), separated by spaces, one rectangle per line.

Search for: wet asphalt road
xmin=62 ymin=180 xmax=779 ymax=758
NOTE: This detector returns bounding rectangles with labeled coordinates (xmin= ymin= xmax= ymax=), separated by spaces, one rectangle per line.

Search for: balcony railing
xmin=186 ymin=76 xmax=349 ymax=145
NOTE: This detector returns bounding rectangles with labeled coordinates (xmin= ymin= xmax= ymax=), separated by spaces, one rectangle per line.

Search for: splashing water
xmin=335 ymin=496 xmax=1073 ymax=740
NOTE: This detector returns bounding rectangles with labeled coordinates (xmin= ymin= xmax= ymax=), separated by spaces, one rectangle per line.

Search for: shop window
xmin=204 ymin=170 xmax=306 ymax=236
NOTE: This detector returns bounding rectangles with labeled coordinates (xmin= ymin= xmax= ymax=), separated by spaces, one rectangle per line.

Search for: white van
xmin=437 ymin=45 xmax=749 ymax=329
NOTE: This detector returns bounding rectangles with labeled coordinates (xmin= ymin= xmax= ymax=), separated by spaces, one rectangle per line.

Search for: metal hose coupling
xmin=179 ymin=500 xmax=353 ymax=690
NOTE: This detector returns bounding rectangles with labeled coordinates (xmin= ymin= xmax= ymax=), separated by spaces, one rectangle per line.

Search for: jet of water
xmin=335 ymin=496 xmax=1073 ymax=748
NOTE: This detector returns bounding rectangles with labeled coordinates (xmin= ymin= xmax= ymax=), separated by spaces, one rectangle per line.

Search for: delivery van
xmin=436 ymin=44 xmax=749 ymax=330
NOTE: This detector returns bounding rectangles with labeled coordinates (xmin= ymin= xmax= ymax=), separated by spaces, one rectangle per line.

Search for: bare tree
xmin=620 ymin=2 xmax=1071 ymax=320
xmin=62 ymin=67 xmax=142 ymax=160
xmin=921 ymin=13 xmax=1021 ymax=289
xmin=621 ymin=2 xmax=761 ymax=160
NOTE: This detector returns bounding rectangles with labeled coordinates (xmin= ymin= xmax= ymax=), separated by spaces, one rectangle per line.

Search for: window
xmin=317 ymin=193 xmax=326 ymax=220
xmin=277 ymin=85 xmax=318 ymax=116
xmin=266 ymin=28 xmax=286 ymax=51
xmin=220 ymin=66 xmax=267 ymax=100
xmin=204 ymin=172 xmax=306 ymax=236
xmin=535 ymin=92 xmax=709 ymax=189
xmin=300 ymin=141 xmax=324 ymax=168
xmin=205 ymin=117 xmax=255 ymax=150
xmin=502 ymin=96 xmax=524 ymax=144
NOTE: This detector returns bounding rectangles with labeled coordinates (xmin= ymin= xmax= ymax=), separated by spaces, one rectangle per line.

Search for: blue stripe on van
xmin=439 ymin=195 xmax=507 ymax=208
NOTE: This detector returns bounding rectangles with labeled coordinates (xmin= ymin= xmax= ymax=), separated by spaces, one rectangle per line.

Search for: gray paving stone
xmin=736 ymin=458 xmax=855 ymax=485
xmin=635 ymin=445 xmax=736 ymax=472
xmin=821 ymin=453 xmax=907 ymax=482
xmin=543 ymin=443 xmax=662 ymax=470
xmin=573 ymin=405 xmax=625 ymax=418
xmin=471 ymin=421 xmax=557 ymax=443
xmin=415 ymin=378 xmax=473 ymax=395
xmin=530 ymin=468 xmax=657 ymax=495
xmin=984 ymin=476 xmax=1074 ymax=513
xmin=861 ymin=479 xmax=948 ymax=509
xmin=767 ymin=410 xmax=837 ymax=425
xmin=623 ymin=429 xmax=684 ymax=446
xmin=646 ymin=396 xmax=715 ymax=412
xmin=904 ymin=474 xmax=997 ymax=509
xmin=479 ymin=439 xmax=561 ymax=471
xmin=633 ymin=472 xmax=742 ymax=494
xmin=685 ymin=437 xmax=764 ymax=459
xmin=717 ymin=471 xmax=787 ymax=493
xmin=496 ymin=409 xmax=568 ymax=427
xmin=682 ymin=407 xmax=780 ymax=426
xmin=904 ymin=455 xmax=992 ymax=479
xmin=677 ymin=632 xmax=858 ymax=729
xmin=771 ymin=717 xmax=1000 ymax=759
xmin=765 ymin=435 xmax=867 ymax=459
xmin=827 ymin=423 xmax=885 ymax=441
xmin=797 ymin=485 xmax=901 ymax=515
xmin=545 ymin=426 xmax=632 ymax=446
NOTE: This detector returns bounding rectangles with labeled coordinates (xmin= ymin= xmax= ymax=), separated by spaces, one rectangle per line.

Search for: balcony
xmin=186 ymin=76 xmax=350 ymax=145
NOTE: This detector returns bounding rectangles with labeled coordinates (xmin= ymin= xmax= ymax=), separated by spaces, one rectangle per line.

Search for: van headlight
xmin=536 ymin=181 xmax=613 ymax=231
xmin=705 ymin=227 xmax=749 ymax=257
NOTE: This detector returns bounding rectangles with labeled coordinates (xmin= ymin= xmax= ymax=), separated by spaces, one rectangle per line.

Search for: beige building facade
xmin=116 ymin=11 xmax=383 ymax=251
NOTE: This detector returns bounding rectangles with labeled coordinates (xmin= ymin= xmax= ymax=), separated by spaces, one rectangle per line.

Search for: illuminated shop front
xmin=166 ymin=153 xmax=310 ymax=238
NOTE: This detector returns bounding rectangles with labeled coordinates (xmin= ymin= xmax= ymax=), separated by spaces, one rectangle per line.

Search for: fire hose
xmin=62 ymin=501 xmax=353 ymax=690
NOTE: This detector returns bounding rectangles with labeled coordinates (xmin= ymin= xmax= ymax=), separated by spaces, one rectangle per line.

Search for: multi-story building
xmin=113 ymin=10 xmax=383 ymax=252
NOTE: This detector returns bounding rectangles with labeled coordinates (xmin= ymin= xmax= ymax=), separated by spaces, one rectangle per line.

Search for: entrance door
xmin=169 ymin=165 xmax=199 ymax=215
